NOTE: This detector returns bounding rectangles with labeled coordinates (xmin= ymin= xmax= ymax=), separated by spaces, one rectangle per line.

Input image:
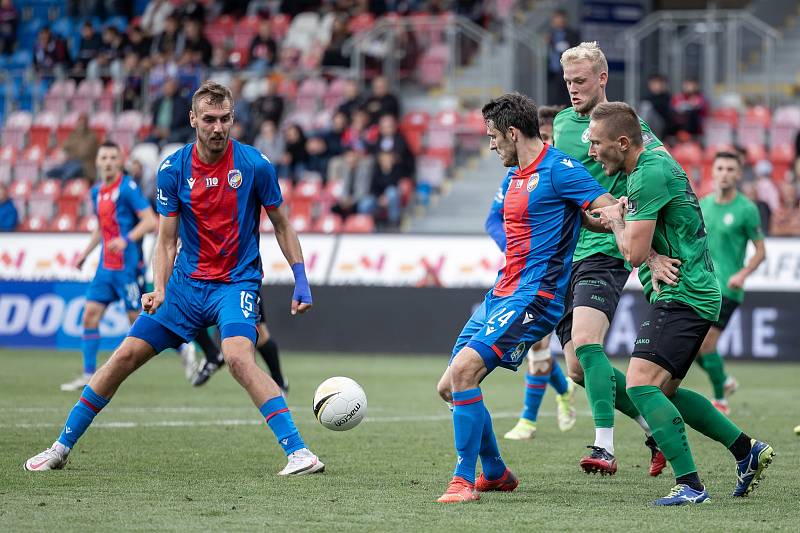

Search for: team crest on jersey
xmin=227 ymin=169 xmax=242 ymax=189
xmin=581 ymin=128 xmax=590 ymax=143
xmin=527 ymin=173 xmax=539 ymax=192
xmin=510 ymin=342 xmax=526 ymax=361
xmin=723 ymin=213 xmax=734 ymax=225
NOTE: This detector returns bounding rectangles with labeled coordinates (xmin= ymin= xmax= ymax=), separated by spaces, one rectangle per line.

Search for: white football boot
xmin=25 ymin=442 xmax=70 ymax=471
xmin=60 ymin=373 xmax=92 ymax=392
xmin=178 ymin=343 xmax=198 ymax=380
xmin=278 ymin=448 xmax=325 ymax=476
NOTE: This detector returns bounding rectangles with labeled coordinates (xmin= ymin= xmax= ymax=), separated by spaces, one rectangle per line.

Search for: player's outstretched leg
xmin=27 ymin=335 xmax=158 ymax=471
xmin=549 ymin=357 xmax=577 ymax=432
xmin=626 ymin=360 xmax=709 ymax=506
xmin=477 ymin=405 xmax=518 ymax=492
xmin=256 ymin=323 xmax=288 ymax=396
xmin=505 ymin=343 xmax=549 ymax=441
xmin=437 ymin=348 xmax=488 ymax=503
xmin=669 ymin=387 xmax=774 ymax=497
xmin=221 ymin=335 xmax=322 ymax=476
xmin=697 ymin=327 xmax=738 ymax=415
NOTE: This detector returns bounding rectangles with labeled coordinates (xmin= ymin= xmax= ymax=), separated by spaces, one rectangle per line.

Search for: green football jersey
xmin=553 ymin=106 xmax=664 ymax=265
xmin=700 ymin=192 xmax=763 ymax=303
xmin=626 ymin=150 xmax=721 ymax=321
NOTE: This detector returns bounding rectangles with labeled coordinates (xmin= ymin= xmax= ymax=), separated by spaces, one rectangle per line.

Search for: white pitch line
xmin=0 ymin=410 xmax=587 ymax=430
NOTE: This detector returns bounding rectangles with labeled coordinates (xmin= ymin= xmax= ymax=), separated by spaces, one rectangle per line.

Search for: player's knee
xmin=82 ymin=307 xmax=102 ymax=328
xmin=225 ymin=352 xmax=252 ymax=380
xmin=570 ymin=329 xmax=603 ymax=348
xmin=437 ymin=379 xmax=452 ymax=403
xmin=450 ymin=352 xmax=483 ymax=390
xmin=532 ymin=359 xmax=552 ymax=375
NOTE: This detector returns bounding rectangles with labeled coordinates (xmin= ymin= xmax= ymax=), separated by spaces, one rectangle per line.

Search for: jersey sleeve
xmin=484 ymin=171 xmax=511 ymax=252
xmin=90 ymin=185 xmax=99 ymax=215
xmin=155 ymin=158 xmax=180 ymax=217
xmin=639 ymin=119 xmax=664 ymax=150
xmin=625 ymin=163 xmax=669 ymax=221
xmin=254 ymin=151 xmax=282 ymax=209
xmin=745 ymin=201 xmax=764 ymax=241
xmin=552 ymin=158 xmax=607 ymax=209
xmin=125 ymin=179 xmax=151 ymax=213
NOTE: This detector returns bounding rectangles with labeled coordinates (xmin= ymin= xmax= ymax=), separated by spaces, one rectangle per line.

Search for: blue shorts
xmin=86 ymin=268 xmax=141 ymax=311
xmin=451 ymin=289 xmax=564 ymax=373
xmin=128 ymin=271 xmax=261 ymax=353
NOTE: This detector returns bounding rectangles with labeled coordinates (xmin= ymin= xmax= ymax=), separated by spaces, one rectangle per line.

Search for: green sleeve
xmin=746 ymin=202 xmax=764 ymax=241
xmin=639 ymin=119 xmax=664 ymax=150
xmin=626 ymin=164 xmax=669 ymax=221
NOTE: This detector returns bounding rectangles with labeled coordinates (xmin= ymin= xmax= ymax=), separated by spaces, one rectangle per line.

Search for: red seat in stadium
xmin=43 ymin=79 xmax=76 ymax=113
xmin=702 ymin=143 xmax=735 ymax=163
xmin=50 ymin=213 xmax=76 ymax=232
xmin=744 ymin=105 xmax=771 ymax=128
xmin=77 ymin=215 xmax=98 ymax=232
xmin=744 ymin=143 xmax=767 ymax=165
xmin=770 ymin=143 xmax=794 ymax=165
xmin=348 ymin=13 xmax=375 ymax=34
xmin=270 ymin=14 xmax=291 ymax=41
xmin=400 ymin=111 xmax=430 ymax=155
xmin=0 ymin=146 xmax=17 ymax=184
xmin=19 ymin=215 xmax=49 ymax=232
xmin=312 ymin=213 xmax=343 ymax=234
xmin=8 ymin=179 xmax=32 ymax=202
xmin=343 ymin=214 xmax=375 ymax=233
xmin=399 ymin=177 xmax=414 ymax=207
xmin=289 ymin=211 xmax=312 ymax=233
xmin=704 ymin=119 xmax=734 ymax=147
xmin=290 ymin=179 xmax=322 ymax=219
xmin=32 ymin=178 xmax=61 ymax=200
xmin=670 ymin=142 xmax=703 ymax=168
xmin=710 ymin=107 xmax=739 ymax=127
xmin=14 ymin=146 xmax=46 ymax=183
xmin=1 ymin=111 xmax=33 ymax=151
xmin=324 ymin=77 xmax=349 ymax=110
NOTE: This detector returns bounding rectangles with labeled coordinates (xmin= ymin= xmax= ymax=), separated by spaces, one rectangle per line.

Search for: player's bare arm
xmin=77 ymin=226 xmax=102 ymax=269
xmin=728 ymin=239 xmax=765 ymax=289
xmin=267 ymin=206 xmax=312 ymax=315
xmin=143 ymin=214 xmax=179 ymax=314
xmin=107 ymin=206 xmax=157 ymax=252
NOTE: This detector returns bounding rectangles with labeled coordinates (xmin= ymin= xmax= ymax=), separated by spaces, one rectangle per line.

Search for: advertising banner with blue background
xmin=0 ymin=281 xmax=129 ymax=349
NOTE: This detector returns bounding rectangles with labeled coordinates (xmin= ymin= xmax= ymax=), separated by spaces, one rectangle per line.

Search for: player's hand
xmin=107 ymin=237 xmax=128 ymax=252
xmin=141 ymin=290 xmax=165 ymax=314
xmin=291 ymin=299 xmax=312 ymax=315
xmin=647 ymin=253 xmax=681 ymax=294
xmin=728 ymin=272 xmax=746 ymax=290
xmin=290 ymin=263 xmax=313 ymax=315
xmin=591 ymin=201 xmax=625 ymax=230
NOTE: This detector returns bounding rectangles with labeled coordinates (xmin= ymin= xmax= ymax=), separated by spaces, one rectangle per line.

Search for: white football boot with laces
xmin=278 ymin=448 xmax=325 ymax=476
xmin=25 ymin=442 xmax=70 ymax=471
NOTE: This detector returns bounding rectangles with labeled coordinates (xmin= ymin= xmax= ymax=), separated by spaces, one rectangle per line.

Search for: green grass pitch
xmin=1 ymin=350 xmax=798 ymax=531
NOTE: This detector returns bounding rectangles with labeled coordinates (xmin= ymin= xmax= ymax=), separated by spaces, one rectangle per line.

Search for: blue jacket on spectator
xmin=0 ymin=198 xmax=18 ymax=230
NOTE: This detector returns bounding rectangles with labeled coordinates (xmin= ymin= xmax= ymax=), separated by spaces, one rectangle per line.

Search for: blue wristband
xmin=291 ymin=263 xmax=312 ymax=304
xmin=124 ymin=234 xmax=133 ymax=244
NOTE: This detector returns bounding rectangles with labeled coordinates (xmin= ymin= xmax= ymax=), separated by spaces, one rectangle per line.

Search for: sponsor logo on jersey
xmin=514 ymin=178 xmax=524 ymax=189
xmin=527 ymin=173 xmax=539 ymax=192
xmin=187 ymin=177 xmax=196 ymax=190
xmin=157 ymin=188 xmax=168 ymax=206
xmin=642 ymin=131 xmax=654 ymax=145
xmin=627 ymin=199 xmax=638 ymax=215
xmin=160 ymin=159 xmax=171 ymax=171
xmin=561 ymin=158 xmax=574 ymax=168
xmin=581 ymin=128 xmax=590 ymax=143
xmin=228 ymin=169 xmax=242 ymax=189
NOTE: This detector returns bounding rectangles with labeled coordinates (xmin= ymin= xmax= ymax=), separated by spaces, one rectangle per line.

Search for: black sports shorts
xmin=631 ymin=300 xmax=712 ymax=380
xmin=556 ymin=253 xmax=630 ymax=346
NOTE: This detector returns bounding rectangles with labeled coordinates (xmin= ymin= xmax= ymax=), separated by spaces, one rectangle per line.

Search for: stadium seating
xmin=343 ymin=214 xmax=375 ymax=233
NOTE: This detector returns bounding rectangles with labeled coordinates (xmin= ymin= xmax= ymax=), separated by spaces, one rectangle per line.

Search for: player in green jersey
xmin=698 ymin=152 xmax=766 ymax=415
xmin=589 ymin=101 xmax=774 ymax=506
xmin=550 ymin=41 xmax=677 ymax=476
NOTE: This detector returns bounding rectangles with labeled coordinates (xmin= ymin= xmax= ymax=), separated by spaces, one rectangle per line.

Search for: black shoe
xmin=191 ymin=359 xmax=224 ymax=387
xmin=280 ymin=380 xmax=289 ymax=398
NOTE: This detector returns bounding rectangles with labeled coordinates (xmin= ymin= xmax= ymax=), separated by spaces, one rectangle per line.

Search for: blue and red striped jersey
xmin=155 ymin=139 xmax=282 ymax=283
xmin=493 ymin=144 xmax=606 ymax=299
xmin=91 ymin=174 xmax=150 ymax=274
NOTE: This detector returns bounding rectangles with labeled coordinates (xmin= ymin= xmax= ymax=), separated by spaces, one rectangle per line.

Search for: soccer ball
xmin=313 ymin=377 xmax=367 ymax=431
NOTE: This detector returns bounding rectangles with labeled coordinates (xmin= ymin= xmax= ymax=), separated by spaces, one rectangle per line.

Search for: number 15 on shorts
xmin=240 ymin=290 xmax=256 ymax=319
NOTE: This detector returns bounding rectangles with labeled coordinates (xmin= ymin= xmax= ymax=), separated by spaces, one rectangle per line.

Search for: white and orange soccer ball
xmin=313 ymin=377 xmax=367 ymax=431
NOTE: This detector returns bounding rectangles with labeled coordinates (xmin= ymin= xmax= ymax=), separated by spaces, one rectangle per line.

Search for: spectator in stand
xmin=229 ymin=77 xmax=253 ymax=141
xmin=175 ymin=0 xmax=206 ymax=24
xmin=343 ymin=108 xmax=378 ymax=153
xmin=248 ymin=17 xmax=278 ymax=74
xmin=281 ymin=123 xmax=310 ymax=183
xmin=742 ymin=181 xmax=771 ymax=235
xmin=671 ymin=78 xmax=707 ymax=136
xmin=754 ymin=159 xmax=781 ymax=213
xmin=640 ymin=73 xmax=673 ymax=140
xmin=124 ymin=24 xmax=152 ymax=63
xmin=364 ymin=76 xmax=400 ymax=124
xmin=329 ymin=149 xmax=373 ymax=220
xmin=46 ymin=114 xmax=99 ymax=181
xmin=179 ymin=18 xmax=212 ymax=66
xmin=770 ymin=182 xmax=800 ymax=236
xmin=369 ymin=113 xmax=415 ymax=178
xmin=141 ymin=0 xmax=174 ymax=37
xmin=337 ymin=79 xmax=364 ymax=119
xmin=547 ymin=9 xmax=580 ymax=107
xmin=735 ymin=145 xmax=756 ymax=183
xmin=146 ymin=51 xmax=178 ymax=98
xmin=91 ymin=25 xmax=128 ymax=78
xmin=251 ymin=79 xmax=285 ymax=136
xmin=0 ymin=0 xmax=18 ymax=55
xmin=0 ymin=183 xmax=18 ymax=231
xmin=33 ymin=27 xmax=71 ymax=72
xmin=359 ymin=150 xmax=403 ymax=227
xmin=120 ymin=52 xmax=144 ymax=109
xmin=254 ymin=119 xmax=285 ymax=167
xmin=321 ymin=13 xmax=351 ymax=69
xmin=146 ymin=77 xmax=193 ymax=146
xmin=305 ymin=136 xmax=331 ymax=182
xmin=73 ymin=21 xmax=103 ymax=78
xmin=152 ymin=14 xmax=182 ymax=59
xmin=324 ymin=110 xmax=348 ymax=157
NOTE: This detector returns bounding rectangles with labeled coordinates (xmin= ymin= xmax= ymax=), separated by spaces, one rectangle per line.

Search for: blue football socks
xmin=549 ymin=358 xmax=569 ymax=395
xmin=259 ymin=395 xmax=305 ymax=455
xmin=452 ymin=388 xmax=485 ymax=484
xmin=58 ymin=385 xmax=109 ymax=449
xmin=522 ymin=374 xmax=549 ymax=422
xmin=479 ymin=405 xmax=507 ymax=480
xmin=81 ymin=328 xmax=100 ymax=374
